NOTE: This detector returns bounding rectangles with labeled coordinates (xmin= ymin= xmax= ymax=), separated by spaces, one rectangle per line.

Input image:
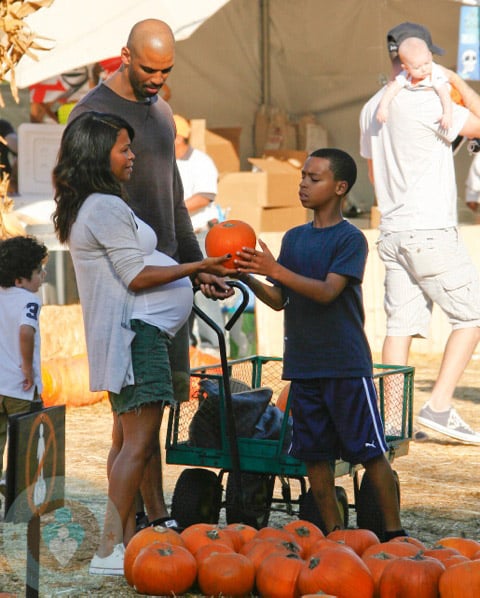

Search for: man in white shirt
xmin=360 ymin=22 xmax=480 ymax=443
xmin=173 ymin=114 xmax=224 ymax=353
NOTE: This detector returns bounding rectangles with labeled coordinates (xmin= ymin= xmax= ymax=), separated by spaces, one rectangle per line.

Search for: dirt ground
xmin=1 ymin=354 xmax=480 ymax=596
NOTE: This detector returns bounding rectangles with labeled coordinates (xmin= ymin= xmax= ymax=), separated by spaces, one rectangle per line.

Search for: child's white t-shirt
xmin=0 ymin=286 xmax=42 ymax=400
xmin=396 ymin=61 xmax=448 ymax=93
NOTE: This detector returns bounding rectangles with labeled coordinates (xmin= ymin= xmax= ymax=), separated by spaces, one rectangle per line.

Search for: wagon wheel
xmin=356 ymin=469 xmax=400 ymax=539
xmin=170 ymin=468 xmax=222 ymax=529
xmin=225 ymin=472 xmax=275 ymax=529
xmin=299 ymin=486 xmax=349 ymax=535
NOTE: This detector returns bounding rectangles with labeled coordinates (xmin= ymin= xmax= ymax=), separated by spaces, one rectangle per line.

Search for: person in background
xmin=67 ymin=19 xmax=234 ymax=537
xmin=0 ymin=119 xmax=18 ymax=194
xmin=234 ymin=148 xmax=406 ymax=539
xmin=173 ymin=113 xmax=225 ymax=354
xmin=360 ymin=21 xmax=480 ymax=443
xmin=0 ymin=236 xmax=47 ymax=492
xmin=376 ymin=36 xmax=452 ymax=130
xmin=465 ymin=151 xmax=480 ymax=220
xmin=52 ymin=111 xmax=233 ymax=574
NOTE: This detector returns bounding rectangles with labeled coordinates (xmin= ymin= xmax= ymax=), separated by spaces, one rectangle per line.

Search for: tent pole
xmin=260 ymin=0 xmax=271 ymax=105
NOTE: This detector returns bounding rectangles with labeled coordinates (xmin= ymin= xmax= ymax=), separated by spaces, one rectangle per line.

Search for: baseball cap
xmin=173 ymin=114 xmax=191 ymax=139
xmin=387 ymin=22 xmax=445 ymax=56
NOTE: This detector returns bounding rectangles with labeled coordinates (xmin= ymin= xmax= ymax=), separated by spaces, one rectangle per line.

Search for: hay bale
xmin=40 ymin=304 xmax=86 ymax=360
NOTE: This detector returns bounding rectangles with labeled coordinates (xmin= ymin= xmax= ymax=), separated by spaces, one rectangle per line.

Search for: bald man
xmin=69 ymin=19 xmax=233 ymax=538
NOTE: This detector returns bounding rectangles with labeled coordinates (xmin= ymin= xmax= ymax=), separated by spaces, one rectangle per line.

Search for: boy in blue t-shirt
xmin=235 ymin=148 xmax=407 ymax=539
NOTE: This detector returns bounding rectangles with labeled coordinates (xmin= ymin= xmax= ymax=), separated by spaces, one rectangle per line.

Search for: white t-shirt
xmin=0 ymin=287 xmax=42 ymax=399
xmin=395 ymin=62 xmax=448 ymax=93
xmin=359 ymin=86 xmax=469 ymax=232
xmin=131 ymin=216 xmax=193 ymax=336
xmin=465 ymin=153 xmax=480 ymax=204
xmin=176 ymin=147 xmax=219 ymax=232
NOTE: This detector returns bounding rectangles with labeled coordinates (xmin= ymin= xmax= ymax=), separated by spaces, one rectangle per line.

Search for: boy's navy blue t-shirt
xmin=273 ymin=219 xmax=372 ymax=379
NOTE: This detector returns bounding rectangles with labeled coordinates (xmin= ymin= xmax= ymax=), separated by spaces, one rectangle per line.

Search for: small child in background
xmin=0 ymin=236 xmax=47 ymax=485
xmin=377 ymin=36 xmax=452 ymax=130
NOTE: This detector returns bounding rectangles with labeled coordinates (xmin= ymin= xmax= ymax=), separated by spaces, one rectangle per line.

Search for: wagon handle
xmin=192 ymin=280 xmax=250 ymax=511
xmin=193 ymin=279 xmax=250 ymax=332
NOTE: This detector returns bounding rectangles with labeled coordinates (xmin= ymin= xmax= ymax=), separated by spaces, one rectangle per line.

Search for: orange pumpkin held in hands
xmin=205 ymin=219 xmax=256 ymax=269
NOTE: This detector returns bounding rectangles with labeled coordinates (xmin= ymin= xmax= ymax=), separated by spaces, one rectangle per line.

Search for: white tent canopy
xmin=12 ymin=0 xmax=480 ymax=212
xmin=14 ymin=0 xmax=230 ymax=88
xmin=167 ymin=0 xmax=479 ymax=212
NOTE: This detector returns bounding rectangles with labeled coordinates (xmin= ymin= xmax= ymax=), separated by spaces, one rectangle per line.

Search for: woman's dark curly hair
xmin=52 ymin=111 xmax=135 ymax=243
xmin=0 ymin=236 xmax=48 ymax=287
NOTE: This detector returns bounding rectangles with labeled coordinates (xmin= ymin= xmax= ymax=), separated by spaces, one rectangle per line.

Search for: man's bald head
xmin=117 ymin=19 xmax=175 ymax=101
xmin=127 ymin=19 xmax=175 ymax=55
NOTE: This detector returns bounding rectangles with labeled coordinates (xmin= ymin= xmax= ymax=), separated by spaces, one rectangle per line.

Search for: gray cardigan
xmin=69 ymin=193 xmax=144 ymax=393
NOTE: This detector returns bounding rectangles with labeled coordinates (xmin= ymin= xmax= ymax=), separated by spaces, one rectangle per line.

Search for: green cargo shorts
xmin=109 ymin=319 xmax=174 ymax=415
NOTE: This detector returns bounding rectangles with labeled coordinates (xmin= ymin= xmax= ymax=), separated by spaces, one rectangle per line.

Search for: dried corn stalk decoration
xmin=0 ymin=0 xmax=55 ymax=237
xmin=0 ymin=0 xmax=55 ymax=106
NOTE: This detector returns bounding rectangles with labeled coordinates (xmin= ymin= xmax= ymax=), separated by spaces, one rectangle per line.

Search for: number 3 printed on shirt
xmin=26 ymin=302 xmax=39 ymax=321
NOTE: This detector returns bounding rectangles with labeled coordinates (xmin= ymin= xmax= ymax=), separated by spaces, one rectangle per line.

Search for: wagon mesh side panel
xmin=171 ymin=357 xmax=285 ymax=447
xmin=169 ymin=360 xmax=413 ymax=450
xmin=373 ymin=365 xmax=414 ymax=441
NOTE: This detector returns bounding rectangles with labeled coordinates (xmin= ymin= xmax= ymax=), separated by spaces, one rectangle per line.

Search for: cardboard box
xmin=263 ymin=149 xmax=308 ymax=168
xmin=216 ymin=157 xmax=301 ymax=209
xmin=18 ymin=123 xmax=64 ymax=196
xmin=217 ymin=196 xmax=309 ymax=233
xmin=189 ymin=118 xmax=240 ymax=173
xmin=204 ymin=129 xmax=240 ymax=173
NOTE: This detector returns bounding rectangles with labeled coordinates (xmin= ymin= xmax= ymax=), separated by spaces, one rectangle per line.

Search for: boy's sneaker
xmin=417 ymin=404 xmax=480 ymax=444
xmin=89 ymin=543 xmax=125 ymax=575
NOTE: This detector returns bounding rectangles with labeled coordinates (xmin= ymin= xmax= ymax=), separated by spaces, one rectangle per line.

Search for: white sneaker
xmin=89 ymin=543 xmax=125 ymax=575
xmin=417 ymin=404 xmax=480 ymax=444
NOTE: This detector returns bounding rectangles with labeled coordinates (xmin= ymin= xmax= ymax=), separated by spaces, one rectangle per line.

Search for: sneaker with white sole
xmin=417 ymin=404 xmax=480 ymax=444
xmin=89 ymin=543 xmax=125 ymax=575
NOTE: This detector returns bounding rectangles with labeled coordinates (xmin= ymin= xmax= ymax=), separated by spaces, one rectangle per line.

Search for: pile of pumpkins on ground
xmin=124 ymin=520 xmax=480 ymax=597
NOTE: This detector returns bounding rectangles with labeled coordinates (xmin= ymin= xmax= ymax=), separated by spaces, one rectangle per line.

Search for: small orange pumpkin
xmin=283 ymin=519 xmax=325 ymax=557
xmin=254 ymin=526 xmax=297 ymax=544
xmin=240 ymin=537 xmax=294 ymax=572
xmin=438 ymin=558 xmax=480 ymax=597
xmin=297 ymin=545 xmax=374 ymax=598
xmin=131 ymin=542 xmax=197 ymax=596
xmin=124 ymin=525 xmax=185 ymax=586
xmin=441 ymin=554 xmax=471 ymax=569
xmin=363 ymin=551 xmax=398 ymax=598
xmin=256 ymin=552 xmax=305 ymax=598
xmin=327 ymin=528 xmax=380 ymax=557
xmin=437 ymin=536 xmax=480 ymax=559
xmin=423 ymin=545 xmax=462 ymax=564
xmin=306 ymin=537 xmax=357 ymax=560
xmin=205 ymin=219 xmax=257 ymax=269
xmin=378 ymin=552 xmax=445 ymax=598
xmin=361 ymin=540 xmax=419 ymax=559
xmin=197 ymin=551 xmax=255 ymax=598
xmin=180 ymin=523 xmax=235 ymax=555
xmin=276 ymin=382 xmax=292 ymax=414
xmin=223 ymin=522 xmax=258 ymax=551
xmin=194 ymin=541 xmax=235 ymax=566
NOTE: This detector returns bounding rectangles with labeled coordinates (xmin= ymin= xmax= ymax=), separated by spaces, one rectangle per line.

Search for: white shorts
xmin=377 ymin=228 xmax=480 ymax=337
